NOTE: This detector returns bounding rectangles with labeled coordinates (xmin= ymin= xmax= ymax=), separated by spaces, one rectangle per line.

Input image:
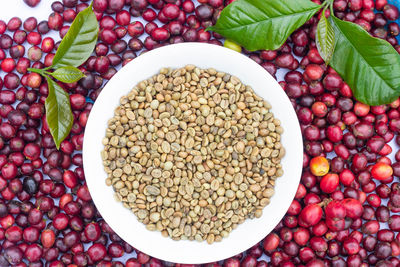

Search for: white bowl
xmin=83 ymin=43 xmax=303 ymax=264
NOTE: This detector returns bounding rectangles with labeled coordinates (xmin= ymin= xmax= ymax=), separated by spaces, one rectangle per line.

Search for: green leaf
xmin=207 ymin=0 xmax=321 ymax=51
xmin=51 ymin=66 xmax=85 ymax=83
xmin=45 ymin=77 xmax=74 ymax=149
xmin=52 ymin=3 xmax=98 ymax=68
xmin=329 ymin=16 xmax=400 ymax=105
xmin=316 ymin=10 xmax=335 ymax=64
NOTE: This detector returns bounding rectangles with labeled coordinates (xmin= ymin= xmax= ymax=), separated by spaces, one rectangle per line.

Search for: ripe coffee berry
xmin=305 ymin=64 xmax=324 ymax=80
xmin=23 ymin=17 xmax=37 ymax=32
xmin=63 ymin=9 xmax=77 ymax=22
xmin=99 ymin=29 xmax=117 ymax=44
xmin=116 ymin=10 xmax=130 ymax=26
xmin=371 ymin=162 xmax=393 ymax=180
xmin=312 ymin=102 xmax=328 ymax=117
xmin=23 ymin=0 xmax=41 ymax=7
xmin=162 ymin=4 xmax=180 ymax=20
xmin=383 ymin=4 xmax=399 ymax=20
xmin=26 ymin=73 xmax=42 ymax=89
xmin=151 ymin=28 xmax=170 ymax=41
xmin=142 ymin=8 xmax=157 ymax=22
xmin=7 ymin=17 xmax=22 ymax=31
xmin=128 ymin=21 xmax=144 ymax=37
xmin=320 ymin=173 xmax=339 ymax=193
xmin=27 ymin=32 xmax=41 ymax=45
xmin=1 ymin=58 xmax=16 ymax=73
xmin=41 ymin=37 xmax=55 ymax=53
xmin=48 ymin=12 xmax=63 ymax=30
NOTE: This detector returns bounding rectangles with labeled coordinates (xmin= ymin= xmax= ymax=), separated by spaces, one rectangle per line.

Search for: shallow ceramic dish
xmin=83 ymin=42 xmax=303 ymax=264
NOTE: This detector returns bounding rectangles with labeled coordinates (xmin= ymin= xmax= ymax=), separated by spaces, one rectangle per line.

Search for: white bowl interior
xmin=83 ymin=43 xmax=303 ymax=264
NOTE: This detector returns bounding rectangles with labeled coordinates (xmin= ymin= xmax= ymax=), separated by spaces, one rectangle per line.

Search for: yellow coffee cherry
xmin=224 ymin=39 xmax=242 ymax=53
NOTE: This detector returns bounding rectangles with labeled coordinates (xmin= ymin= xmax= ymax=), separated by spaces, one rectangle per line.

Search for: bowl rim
xmin=83 ymin=42 xmax=303 ymax=264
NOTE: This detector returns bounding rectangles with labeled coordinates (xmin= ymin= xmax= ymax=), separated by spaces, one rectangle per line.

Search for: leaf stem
xmin=27 ymin=68 xmax=45 ymax=75
xmin=321 ymin=0 xmax=334 ymax=14
xmin=322 ymin=2 xmax=331 ymax=15
xmin=321 ymin=0 xmax=332 ymax=8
